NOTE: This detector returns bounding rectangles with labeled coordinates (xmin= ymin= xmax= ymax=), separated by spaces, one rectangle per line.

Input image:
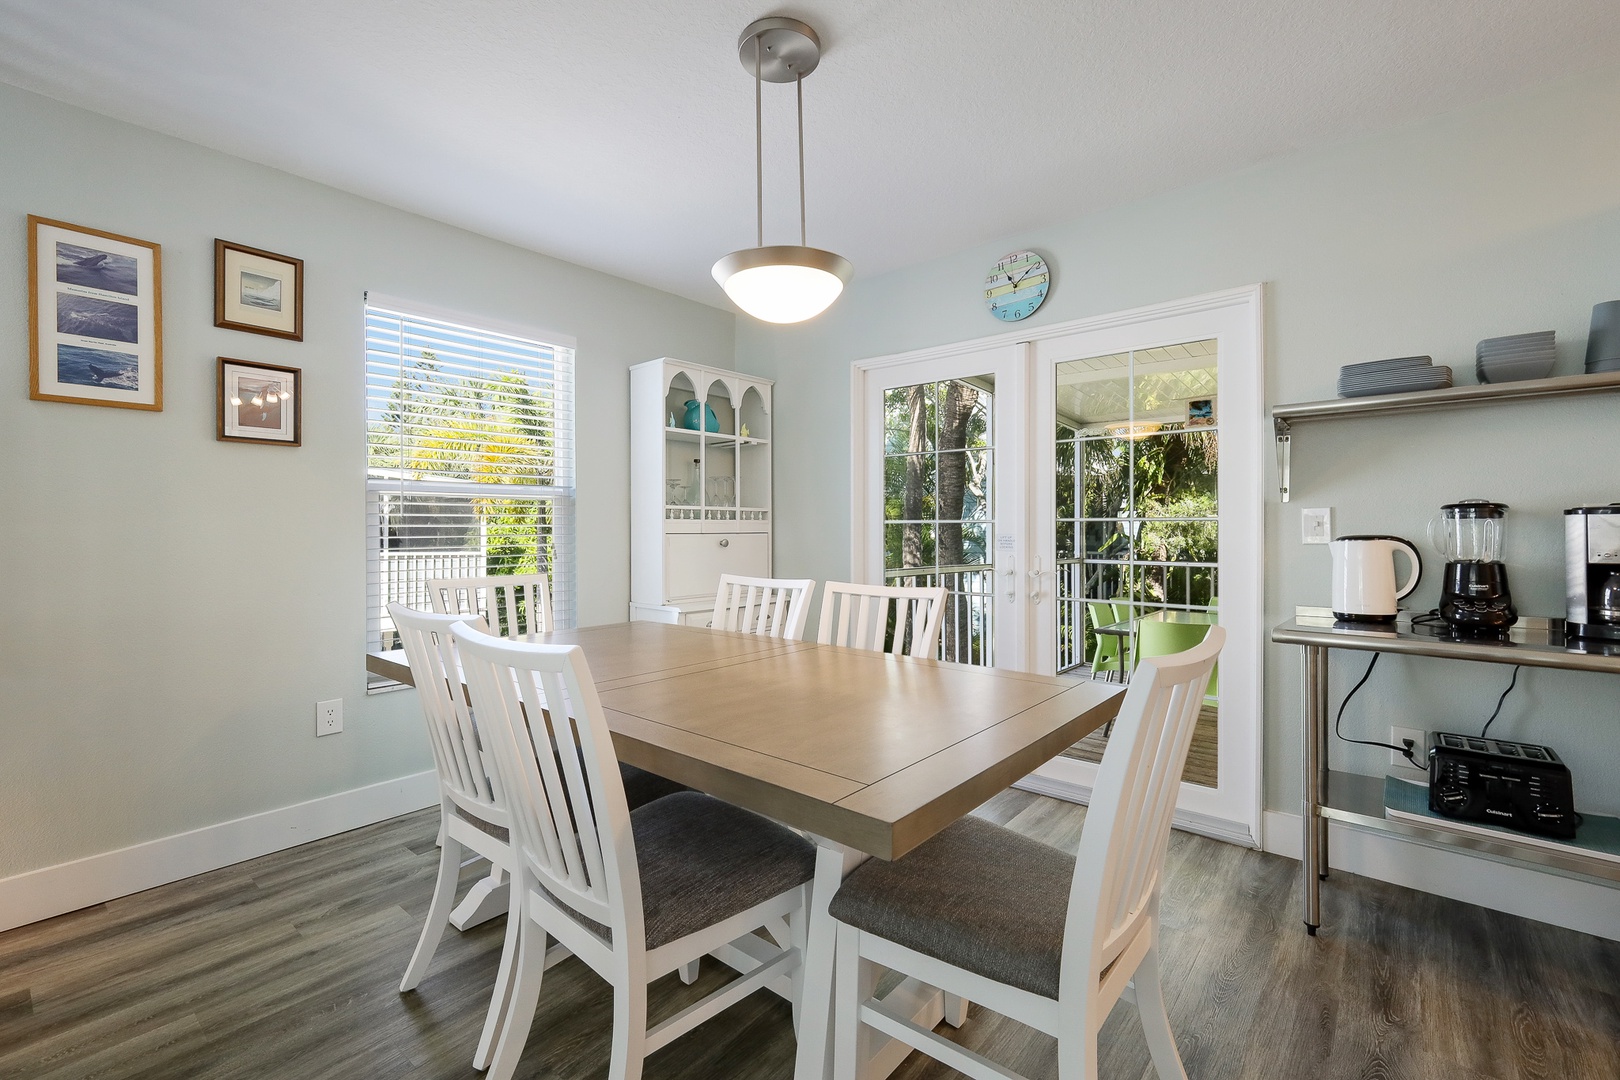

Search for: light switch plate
xmin=1301 ymin=507 xmax=1333 ymax=545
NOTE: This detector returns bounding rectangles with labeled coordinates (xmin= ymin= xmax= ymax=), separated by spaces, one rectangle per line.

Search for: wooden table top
xmin=369 ymin=621 xmax=1123 ymax=860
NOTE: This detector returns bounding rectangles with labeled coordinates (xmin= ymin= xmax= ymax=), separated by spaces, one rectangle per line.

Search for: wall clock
xmin=984 ymin=249 xmax=1049 ymax=322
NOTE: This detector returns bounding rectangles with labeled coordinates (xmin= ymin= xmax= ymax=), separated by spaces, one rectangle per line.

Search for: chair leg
xmin=607 ymin=976 xmax=649 ymax=1080
xmin=833 ymin=924 xmax=880 ymax=1080
xmin=1133 ymin=943 xmax=1189 ymax=1080
xmin=787 ymin=894 xmax=809 ymax=1034
xmin=942 ymin=992 xmax=968 ymax=1028
xmin=473 ymin=888 xmax=524 ymax=1070
xmin=1057 ymin=1025 xmax=1101 ymax=1080
xmin=485 ymin=919 xmax=548 ymax=1080
xmin=399 ymin=818 xmax=461 ymax=992
xmin=678 ymin=959 xmax=700 ymax=985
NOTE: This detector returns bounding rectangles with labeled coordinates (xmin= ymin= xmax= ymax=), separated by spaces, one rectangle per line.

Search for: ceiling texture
xmin=2 ymin=1 xmax=1618 ymax=309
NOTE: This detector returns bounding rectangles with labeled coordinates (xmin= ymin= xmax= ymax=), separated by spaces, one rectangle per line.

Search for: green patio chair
xmin=1086 ymin=602 xmax=1126 ymax=682
xmin=1135 ymin=618 xmax=1219 ymax=702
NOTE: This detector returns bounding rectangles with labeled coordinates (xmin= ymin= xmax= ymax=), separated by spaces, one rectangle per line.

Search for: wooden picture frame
xmin=28 ymin=215 xmax=163 ymax=410
xmin=217 ymin=357 xmax=301 ymax=446
xmin=215 ymin=239 xmax=303 ymax=340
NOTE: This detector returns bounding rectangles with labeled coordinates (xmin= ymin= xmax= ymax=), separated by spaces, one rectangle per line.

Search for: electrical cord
xmin=1331 ymin=653 xmax=1426 ymax=769
xmin=1479 ymin=665 xmax=1522 ymax=739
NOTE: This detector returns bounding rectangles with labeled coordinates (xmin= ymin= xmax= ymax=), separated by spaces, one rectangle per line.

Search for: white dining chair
xmin=828 ymin=625 xmax=1225 ymax=1080
xmin=389 ymin=602 xmax=519 ymax=1071
xmin=713 ymin=574 xmax=816 ymax=640
xmin=429 ymin=574 xmax=685 ymax=809
xmin=452 ymin=620 xmax=817 ymax=1080
xmin=428 ymin=572 xmax=554 ymax=639
xmin=817 ymin=581 xmax=948 ymax=658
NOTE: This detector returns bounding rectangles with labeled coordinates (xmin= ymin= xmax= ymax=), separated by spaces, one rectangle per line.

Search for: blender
xmin=1430 ymin=499 xmax=1517 ymax=636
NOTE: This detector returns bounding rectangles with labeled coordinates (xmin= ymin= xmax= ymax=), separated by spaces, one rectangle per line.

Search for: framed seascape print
xmin=215 ymin=239 xmax=303 ymax=340
xmin=28 ymin=215 xmax=163 ymax=410
xmin=218 ymin=357 xmax=301 ymax=446
xmin=1187 ymin=397 xmax=1217 ymax=427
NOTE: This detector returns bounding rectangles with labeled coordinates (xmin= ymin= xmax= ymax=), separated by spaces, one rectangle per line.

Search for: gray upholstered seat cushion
xmin=828 ymin=815 xmax=1075 ymax=999
xmin=543 ymin=791 xmax=816 ymax=950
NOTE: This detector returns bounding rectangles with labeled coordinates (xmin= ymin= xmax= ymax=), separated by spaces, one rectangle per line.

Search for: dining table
xmin=368 ymin=619 xmax=1123 ymax=1080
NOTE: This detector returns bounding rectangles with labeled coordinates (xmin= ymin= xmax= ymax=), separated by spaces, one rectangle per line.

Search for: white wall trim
xmin=1261 ymin=809 xmax=1620 ymax=942
xmin=0 ymin=771 xmax=438 ymax=933
xmin=1014 ymin=774 xmax=1260 ymax=849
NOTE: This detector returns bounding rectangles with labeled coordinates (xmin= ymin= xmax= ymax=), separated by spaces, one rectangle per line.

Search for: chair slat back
xmin=713 ymin=575 xmax=815 ymax=640
xmin=452 ymin=622 xmax=641 ymax=939
xmin=428 ymin=573 xmax=554 ymax=640
xmin=816 ymin=582 xmax=948 ymax=658
xmin=389 ymin=603 xmax=500 ymax=811
xmin=1062 ymin=624 xmax=1224 ymax=989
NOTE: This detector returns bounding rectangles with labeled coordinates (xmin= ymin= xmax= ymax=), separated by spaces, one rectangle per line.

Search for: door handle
xmin=1027 ymin=555 xmax=1054 ymax=604
xmin=1001 ymin=555 xmax=1017 ymax=603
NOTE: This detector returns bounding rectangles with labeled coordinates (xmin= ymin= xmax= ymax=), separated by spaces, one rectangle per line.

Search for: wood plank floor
xmin=1062 ymin=704 xmax=1219 ymax=789
xmin=2 ymin=790 xmax=1616 ymax=1079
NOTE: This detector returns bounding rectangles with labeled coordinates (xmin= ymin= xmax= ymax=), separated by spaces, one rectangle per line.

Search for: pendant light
xmin=712 ymin=17 xmax=852 ymax=324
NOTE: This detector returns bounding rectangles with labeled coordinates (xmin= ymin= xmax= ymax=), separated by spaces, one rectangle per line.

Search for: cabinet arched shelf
xmin=631 ymin=358 xmax=775 ymax=626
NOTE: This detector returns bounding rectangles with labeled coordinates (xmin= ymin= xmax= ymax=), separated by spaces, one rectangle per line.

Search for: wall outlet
xmin=317 ymin=698 xmax=343 ymax=737
xmin=1301 ymin=507 xmax=1333 ymax=545
xmin=1390 ymin=726 xmax=1425 ymax=770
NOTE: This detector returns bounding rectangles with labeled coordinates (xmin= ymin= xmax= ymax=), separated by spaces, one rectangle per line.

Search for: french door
xmin=854 ymin=287 xmax=1263 ymax=845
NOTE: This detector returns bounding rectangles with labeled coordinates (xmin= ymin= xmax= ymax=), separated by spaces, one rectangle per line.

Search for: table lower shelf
xmin=1319 ymin=769 xmax=1620 ymax=885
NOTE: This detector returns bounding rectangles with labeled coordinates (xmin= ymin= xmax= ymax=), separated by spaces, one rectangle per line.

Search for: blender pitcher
xmin=1429 ymin=499 xmax=1517 ymax=634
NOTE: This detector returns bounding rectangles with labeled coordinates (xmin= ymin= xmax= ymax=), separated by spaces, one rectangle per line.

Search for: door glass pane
xmin=883 ymin=376 xmax=995 ymax=666
xmin=1055 ymin=339 xmax=1219 ymax=787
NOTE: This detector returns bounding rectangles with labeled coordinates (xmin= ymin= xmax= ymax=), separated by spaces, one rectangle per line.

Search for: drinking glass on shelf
xmin=665 ymin=478 xmax=685 ymax=505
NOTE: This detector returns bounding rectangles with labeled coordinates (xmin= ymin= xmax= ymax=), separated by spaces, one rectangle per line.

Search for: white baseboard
xmin=1261 ymin=809 xmax=1620 ymax=943
xmin=0 ymin=771 xmax=438 ymax=933
xmin=1013 ymin=775 xmax=1260 ymax=848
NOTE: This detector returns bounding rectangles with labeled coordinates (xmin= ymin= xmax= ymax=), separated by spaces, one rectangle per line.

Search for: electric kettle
xmin=1330 ymin=535 xmax=1422 ymax=623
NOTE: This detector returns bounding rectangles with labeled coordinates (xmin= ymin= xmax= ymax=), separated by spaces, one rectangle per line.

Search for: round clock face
xmin=984 ymin=250 xmax=1049 ymax=322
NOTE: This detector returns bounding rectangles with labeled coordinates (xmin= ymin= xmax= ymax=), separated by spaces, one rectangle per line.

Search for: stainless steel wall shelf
xmin=1269 ymin=370 xmax=1620 ymax=501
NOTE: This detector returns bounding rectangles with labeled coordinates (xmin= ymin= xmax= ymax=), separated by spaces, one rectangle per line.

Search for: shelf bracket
xmin=1274 ymin=417 xmax=1292 ymax=502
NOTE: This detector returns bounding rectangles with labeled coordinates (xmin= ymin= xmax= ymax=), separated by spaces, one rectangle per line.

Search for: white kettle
xmin=1330 ymin=535 xmax=1422 ymax=623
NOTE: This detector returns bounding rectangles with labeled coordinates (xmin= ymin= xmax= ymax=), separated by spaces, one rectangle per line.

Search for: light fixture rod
xmin=797 ymin=75 xmax=806 ymax=246
xmin=754 ymin=36 xmax=763 ymax=249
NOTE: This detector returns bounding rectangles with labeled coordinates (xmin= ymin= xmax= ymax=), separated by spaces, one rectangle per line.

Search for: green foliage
xmin=368 ymin=350 xmax=556 ymax=576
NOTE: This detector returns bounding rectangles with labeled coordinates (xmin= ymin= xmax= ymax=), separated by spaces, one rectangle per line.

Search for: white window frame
xmin=364 ymin=293 xmax=575 ymax=684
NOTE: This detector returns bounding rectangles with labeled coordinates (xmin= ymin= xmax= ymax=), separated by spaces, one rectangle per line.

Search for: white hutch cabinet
xmin=629 ymin=358 xmax=773 ymax=626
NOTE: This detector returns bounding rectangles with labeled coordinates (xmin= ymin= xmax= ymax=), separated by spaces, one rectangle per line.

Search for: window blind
xmin=364 ymin=301 xmax=575 ymax=670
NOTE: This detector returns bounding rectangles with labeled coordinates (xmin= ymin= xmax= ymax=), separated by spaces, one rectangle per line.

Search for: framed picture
xmin=29 ymin=215 xmax=163 ymax=410
xmin=218 ymin=357 xmax=301 ymax=446
xmin=215 ymin=239 xmax=303 ymax=340
xmin=1186 ymin=397 xmax=1217 ymax=427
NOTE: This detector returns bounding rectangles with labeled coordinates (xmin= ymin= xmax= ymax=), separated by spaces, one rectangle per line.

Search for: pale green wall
xmin=740 ymin=65 xmax=1620 ymax=816
xmin=0 ymin=83 xmax=735 ymax=878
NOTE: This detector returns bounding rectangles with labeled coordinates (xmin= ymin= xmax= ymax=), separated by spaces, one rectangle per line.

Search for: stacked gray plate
xmin=1477 ymin=331 xmax=1554 ymax=383
xmin=1337 ymin=356 xmax=1452 ymax=397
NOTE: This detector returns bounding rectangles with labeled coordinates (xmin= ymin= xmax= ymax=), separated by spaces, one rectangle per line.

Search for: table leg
xmin=450 ymin=867 xmax=509 ymax=930
xmin=795 ymin=836 xmax=947 ymax=1080
xmin=1302 ymin=645 xmax=1325 ymax=935
xmin=1315 ymin=649 xmax=1331 ymax=884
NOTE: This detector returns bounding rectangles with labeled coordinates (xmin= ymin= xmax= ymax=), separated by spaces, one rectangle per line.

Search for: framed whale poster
xmin=215 ymin=238 xmax=303 ymax=340
xmin=29 ymin=215 xmax=163 ymax=410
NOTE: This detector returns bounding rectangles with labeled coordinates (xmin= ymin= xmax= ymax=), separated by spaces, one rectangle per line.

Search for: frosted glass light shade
xmin=712 ymin=245 xmax=853 ymax=324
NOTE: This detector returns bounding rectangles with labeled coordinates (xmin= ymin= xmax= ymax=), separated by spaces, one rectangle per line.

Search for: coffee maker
xmin=1430 ymin=499 xmax=1517 ymax=636
xmin=1565 ymin=505 xmax=1620 ymax=642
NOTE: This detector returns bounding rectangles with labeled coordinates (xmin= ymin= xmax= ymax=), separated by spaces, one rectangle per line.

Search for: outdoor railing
xmin=884 ymin=563 xmax=995 ymax=667
xmin=375 ymin=549 xmax=487 ymax=650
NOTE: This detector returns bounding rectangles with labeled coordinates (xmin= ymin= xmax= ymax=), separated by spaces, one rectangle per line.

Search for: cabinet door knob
xmin=719 ymin=538 xmax=730 ymax=547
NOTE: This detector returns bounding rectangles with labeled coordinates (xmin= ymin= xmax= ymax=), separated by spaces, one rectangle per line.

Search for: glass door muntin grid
xmin=882 ymin=377 xmax=995 ymax=665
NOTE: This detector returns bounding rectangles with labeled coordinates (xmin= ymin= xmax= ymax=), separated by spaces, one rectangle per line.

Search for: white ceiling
xmin=3 ymin=1 xmax=1619 ymax=309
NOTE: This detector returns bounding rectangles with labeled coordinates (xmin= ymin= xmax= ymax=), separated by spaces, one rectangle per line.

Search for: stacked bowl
xmin=1587 ymin=301 xmax=1620 ymax=374
xmin=1476 ymin=331 xmax=1555 ymax=383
